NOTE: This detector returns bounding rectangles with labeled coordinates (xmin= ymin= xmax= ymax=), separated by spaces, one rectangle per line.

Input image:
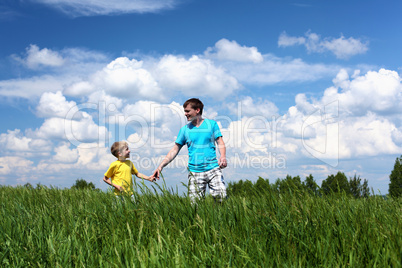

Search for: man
xmin=153 ymin=98 xmax=227 ymax=202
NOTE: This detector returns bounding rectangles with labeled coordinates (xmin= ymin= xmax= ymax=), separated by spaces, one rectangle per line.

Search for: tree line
xmin=227 ymin=172 xmax=370 ymax=198
xmin=228 ymin=154 xmax=402 ymax=199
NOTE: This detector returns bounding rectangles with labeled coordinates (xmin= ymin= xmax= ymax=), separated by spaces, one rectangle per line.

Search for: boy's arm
xmin=152 ymin=143 xmax=183 ymax=180
xmin=103 ymin=176 xmax=123 ymax=192
xmin=134 ymin=172 xmax=155 ymax=182
xmin=216 ymin=137 xmax=227 ymax=168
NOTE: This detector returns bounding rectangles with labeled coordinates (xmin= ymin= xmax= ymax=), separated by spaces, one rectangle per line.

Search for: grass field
xmin=1 ymin=182 xmax=401 ymax=267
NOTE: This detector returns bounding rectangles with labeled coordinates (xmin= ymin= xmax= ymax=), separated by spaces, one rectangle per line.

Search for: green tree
xmin=361 ymin=179 xmax=370 ymax=198
xmin=389 ymin=155 xmax=402 ymax=198
xmin=349 ymin=174 xmax=370 ymax=198
xmin=321 ymin=172 xmax=350 ymax=195
xmin=24 ymin=183 xmax=34 ymax=189
xmin=303 ymin=174 xmax=320 ymax=195
xmin=277 ymin=175 xmax=303 ymax=194
xmin=71 ymin=178 xmax=96 ymax=190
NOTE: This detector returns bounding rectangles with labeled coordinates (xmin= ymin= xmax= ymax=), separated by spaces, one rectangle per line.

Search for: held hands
xmin=146 ymin=176 xmax=156 ymax=183
xmin=152 ymin=167 xmax=162 ymax=181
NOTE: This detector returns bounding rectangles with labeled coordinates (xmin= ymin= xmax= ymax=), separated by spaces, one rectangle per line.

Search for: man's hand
xmin=219 ymin=156 xmax=227 ymax=169
xmin=152 ymin=167 xmax=162 ymax=180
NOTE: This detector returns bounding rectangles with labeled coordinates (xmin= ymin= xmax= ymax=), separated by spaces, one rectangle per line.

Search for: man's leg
xmin=207 ymin=167 xmax=227 ymax=202
xmin=188 ymin=171 xmax=207 ymax=203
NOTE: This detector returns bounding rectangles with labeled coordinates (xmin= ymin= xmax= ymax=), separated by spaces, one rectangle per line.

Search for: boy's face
xmin=119 ymin=145 xmax=130 ymax=159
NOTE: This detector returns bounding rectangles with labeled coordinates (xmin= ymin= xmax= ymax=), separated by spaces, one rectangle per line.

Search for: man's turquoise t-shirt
xmin=175 ymin=118 xmax=222 ymax=172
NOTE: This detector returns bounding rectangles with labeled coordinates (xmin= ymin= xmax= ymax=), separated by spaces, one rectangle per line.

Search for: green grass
xmin=1 ymin=183 xmax=401 ymax=267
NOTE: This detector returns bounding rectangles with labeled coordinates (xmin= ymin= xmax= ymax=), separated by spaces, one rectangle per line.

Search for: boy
xmin=103 ymin=141 xmax=154 ymax=198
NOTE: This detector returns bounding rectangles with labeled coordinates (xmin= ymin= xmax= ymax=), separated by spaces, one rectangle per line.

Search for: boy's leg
xmin=188 ymin=171 xmax=207 ymax=203
xmin=207 ymin=167 xmax=227 ymax=202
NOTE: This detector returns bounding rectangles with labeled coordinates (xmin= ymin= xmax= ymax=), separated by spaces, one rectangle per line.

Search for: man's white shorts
xmin=188 ymin=167 xmax=227 ymax=202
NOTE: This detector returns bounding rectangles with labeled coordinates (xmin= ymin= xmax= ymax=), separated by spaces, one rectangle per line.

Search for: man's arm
xmin=216 ymin=136 xmax=227 ymax=168
xmin=152 ymin=143 xmax=183 ymax=180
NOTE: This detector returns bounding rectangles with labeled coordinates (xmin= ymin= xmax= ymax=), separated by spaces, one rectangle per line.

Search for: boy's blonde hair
xmin=111 ymin=141 xmax=128 ymax=158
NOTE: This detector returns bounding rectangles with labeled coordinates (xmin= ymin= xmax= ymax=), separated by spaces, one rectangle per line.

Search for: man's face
xmin=184 ymin=104 xmax=200 ymax=121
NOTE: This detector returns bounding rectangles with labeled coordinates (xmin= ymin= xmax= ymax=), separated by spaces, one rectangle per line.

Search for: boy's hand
xmin=147 ymin=176 xmax=156 ymax=182
xmin=115 ymin=185 xmax=123 ymax=192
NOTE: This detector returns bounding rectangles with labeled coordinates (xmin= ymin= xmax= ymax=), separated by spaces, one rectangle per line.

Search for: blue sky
xmin=1 ymin=0 xmax=401 ymax=194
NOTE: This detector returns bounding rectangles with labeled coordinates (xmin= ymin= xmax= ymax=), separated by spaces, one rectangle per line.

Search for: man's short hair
xmin=183 ymin=98 xmax=204 ymax=115
xmin=111 ymin=141 xmax=128 ymax=158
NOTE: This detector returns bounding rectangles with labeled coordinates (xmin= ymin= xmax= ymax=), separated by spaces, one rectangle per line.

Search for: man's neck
xmin=191 ymin=116 xmax=203 ymax=127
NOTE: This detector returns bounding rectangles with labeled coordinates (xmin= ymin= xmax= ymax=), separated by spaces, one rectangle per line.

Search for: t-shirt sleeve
xmin=175 ymin=126 xmax=186 ymax=145
xmin=104 ymin=163 xmax=115 ymax=178
xmin=213 ymin=121 xmax=222 ymax=140
xmin=130 ymin=161 xmax=139 ymax=175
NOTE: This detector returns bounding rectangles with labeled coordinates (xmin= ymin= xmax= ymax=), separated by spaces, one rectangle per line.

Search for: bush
xmin=71 ymin=178 xmax=96 ymax=190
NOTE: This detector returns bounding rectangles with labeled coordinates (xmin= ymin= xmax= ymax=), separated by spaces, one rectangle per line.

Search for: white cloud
xmin=37 ymin=91 xmax=77 ymax=118
xmin=227 ymin=96 xmax=278 ymax=118
xmin=65 ymin=53 xmax=243 ymax=101
xmin=392 ymin=127 xmax=402 ymax=144
xmin=0 ymin=157 xmax=34 ymax=175
xmin=205 ymin=39 xmax=263 ymax=63
xmin=87 ymin=91 xmax=124 ymax=113
xmin=76 ymin=144 xmax=113 ymax=168
xmin=64 ymin=81 xmax=95 ymax=97
xmin=53 ymin=142 xmax=79 ymax=163
xmin=339 ymin=114 xmax=401 ymax=157
xmin=0 ymin=129 xmax=33 ymax=152
xmin=320 ymin=35 xmax=369 ymax=60
xmin=278 ymin=32 xmax=306 ymax=47
xmin=124 ymin=100 xmax=183 ymax=124
xmin=13 ymin=44 xmax=65 ymax=69
xmin=34 ymin=112 xmax=108 ymax=145
xmin=30 ymin=0 xmax=179 ymax=17
xmin=0 ymin=75 xmax=69 ymax=99
xmin=155 ymin=55 xmax=241 ymax=99
xmin=68 ymin=57 xmax=164 ymax=101
xmin=283 ymin=69 xmax=402 ymax=160
xmin=97 ymin=57 xmax=163 ymax=100
xmin=321 ymin=68 xmax=402 ymax=116
xmin=227 ymin=54 xmax=338 ymax=85
xmin=2 ymin=45 xmax=109 ymax=99
xmin=123 ymin=101 xmax=185 ymax=153
xmin=220 ymin=67 xmax=402 ymax=165
xmin=278 ymin=31 xmax=369 ymax=59
xmin=0 ymin=129 xmax=52 ymax=155
xmin=2 ymin=42 xmax=346 ymax=101
xmin=35 ymin=143 xmax=113 ymax=172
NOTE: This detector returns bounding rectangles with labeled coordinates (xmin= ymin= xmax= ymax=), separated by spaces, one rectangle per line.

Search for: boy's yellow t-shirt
xmin=104 ymin=160 xmax=138 ymax=195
